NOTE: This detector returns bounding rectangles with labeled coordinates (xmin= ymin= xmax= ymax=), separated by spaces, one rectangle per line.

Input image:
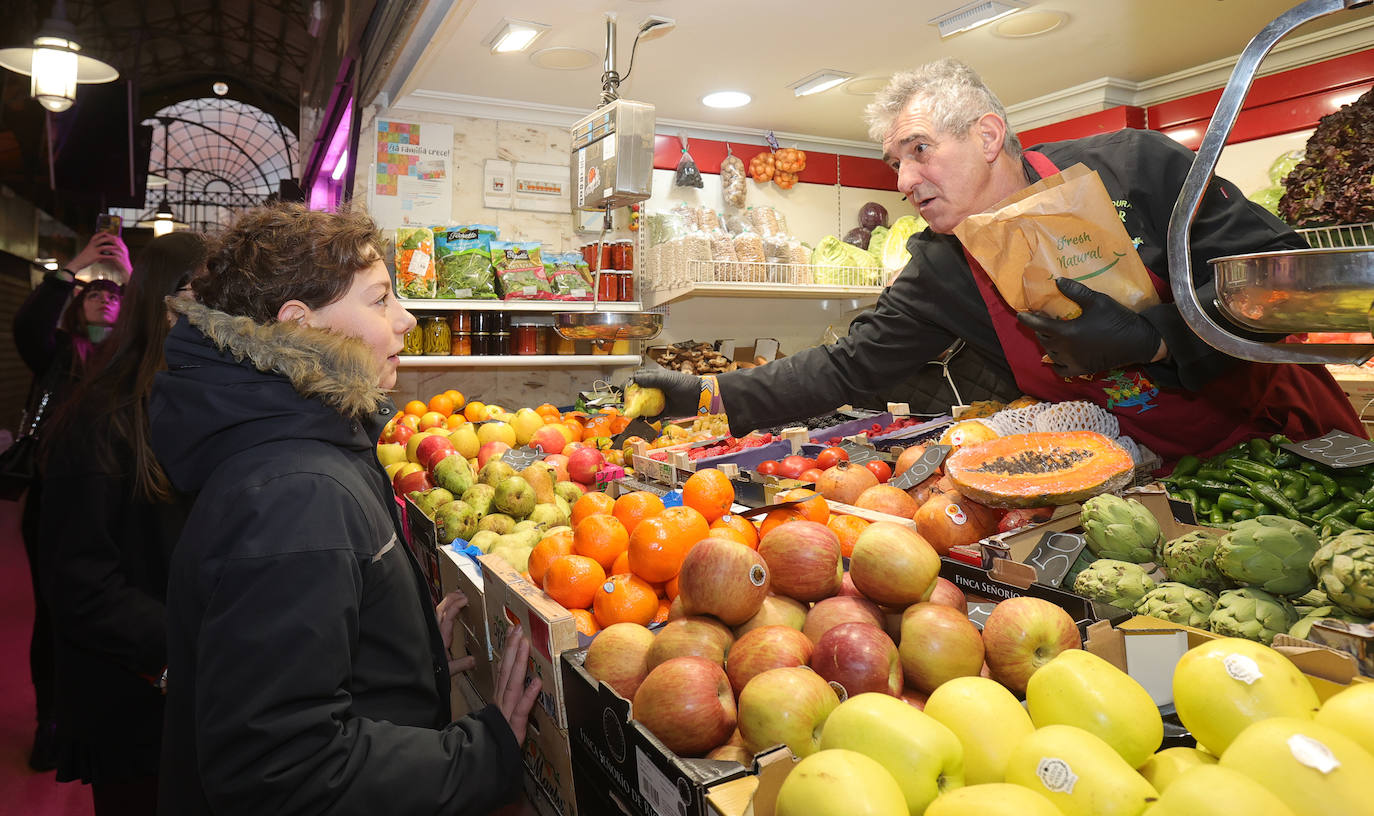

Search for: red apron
xmin=963 ymin=150 xmax=1364 ymax=465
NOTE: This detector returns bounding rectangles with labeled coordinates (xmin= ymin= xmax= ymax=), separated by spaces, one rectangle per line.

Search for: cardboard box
xmin=440 ymin=546 xmax=495 ymax=704
xmin=520 ymin=697 xmax=577 ymax=816
xmin=1328 ymin=363 xmax=1374 ymax=435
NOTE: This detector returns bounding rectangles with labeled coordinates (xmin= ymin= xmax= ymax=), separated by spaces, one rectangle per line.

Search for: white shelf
xmin=643 ymin=282 xmax=883 ymax=309
xmin=396 ymin=299 xmax=642 ymax=312
xmin=398 ymin=355 xmax=641 ymax=367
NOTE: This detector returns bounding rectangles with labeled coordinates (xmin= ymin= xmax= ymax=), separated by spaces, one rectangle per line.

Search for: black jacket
xmin=719 ymin=129 xmax=1308 ymax=433
xmin=151 ymin=299 xmax=521 ymax=815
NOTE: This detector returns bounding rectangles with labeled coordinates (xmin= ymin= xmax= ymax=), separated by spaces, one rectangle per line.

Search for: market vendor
xmin=633 ymin=58 xmax=1364 ymax=461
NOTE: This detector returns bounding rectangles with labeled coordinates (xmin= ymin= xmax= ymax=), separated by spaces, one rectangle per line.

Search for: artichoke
xmin=1293 ymin=587 xmax=1330 ymax=615
xmin=1081 ymin=494 xmax=1161 ymax=563
xmin=1207 ymin=587 xmax=1300 ymax=644
xmin=1310 ymin=530 xmax=1374 ymax=617
xmin=1159 ymin=530 xmax=1229 ymax=593
xmin=1288 ymin=606 xmax=1369 ymax=641
xmin=1214 ymin=516 xmax=1319 ymax=597
xmin=1072 ymin=559 xmax=1158 ymax=610
xmin=1134 ymin=582 xmax=1218 ymax=628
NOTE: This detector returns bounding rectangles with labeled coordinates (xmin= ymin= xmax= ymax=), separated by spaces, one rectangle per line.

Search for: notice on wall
xmin=370 ymin=119 xmax=453 ymax=229
xmin=483 ymin=159 xmax=570 ymax=213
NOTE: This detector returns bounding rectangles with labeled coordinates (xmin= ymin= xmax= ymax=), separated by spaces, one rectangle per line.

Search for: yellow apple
xmin=448 ymin=423 xmax=480 ymax=459
xmin=1005 ymin=724 xmax=1157 ymax=816
xmin=776 ymin=749 xmax=907 ymax=816
xmin=376 ymin=442 xmax=407 ymax=467
xmin=1219 ymin=717 xmax=1374 ymax=816
xmin=1173 ymin=638 xmax=1319 ymax=756
xmin=510 ymin=408 xmax=545 ymax=446
xmin=1137 ymin=746 xmax=1216 ymax=793
xmin=925 ymin=783 xmax=1064 ymax=816
xmin=406 ymin=430 xmax=437 ymax=463
xmin=923 ymin=675 xmax=1034 ymax=785
xmin=1144 ymin=764 xmax=1296 ymax=816
xmin=476 ymin=420 xmax=516 ymax=449
xmin=1312 ymin=683 xmax=1374 ymax=757
xmin=383 ymin=462 xmax=408 ymax=482
xmin=1027 ymin=649 xmax=1162 ymax=768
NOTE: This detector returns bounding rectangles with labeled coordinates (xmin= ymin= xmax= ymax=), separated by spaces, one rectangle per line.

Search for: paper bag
xmin=954 ymin=164 xmax=1159 ymax=318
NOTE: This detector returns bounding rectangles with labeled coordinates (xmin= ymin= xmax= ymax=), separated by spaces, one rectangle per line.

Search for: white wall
xmin=1215 ymin=129 xmax=1313 ymax=196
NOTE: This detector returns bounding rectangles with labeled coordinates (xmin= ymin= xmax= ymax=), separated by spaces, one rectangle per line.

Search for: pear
xmin=512 ymin=519 xmax=540 ymax=533
xmin=527 ymin=503 xmax=569 ymax=531
xmin=434 ymin=499 xmax=477 ymax=544
xmin=521 ymin=462 xmax=557 ymax=505
xmin=461 ymin=483 xmax=496 ymax=518
xmin=491 ymin=543 xmax=532 ymax=574
xmin=623 ymin=383 xmax=666 ymax=419
xmin=554 ymin=495 xmax=572 ymax=520
xmin=406 ymin=487 xmax=454 ymax=519
xmin=469 ymin=530 xmax=500 ymax=553
xmin=433 ymin=453 xmax=475 ymax=496
xmin=554 ymin=480 xmax=586 ymax=505
xmin=477 ymin=513 xmax=515 ymax=535
xmin=479 ymin=458 xmax=516 ymax=487
xmin=501 ymin=528 xmax=542 ymax=551
xmin=494 ymin=476 xmax=536 ymax=519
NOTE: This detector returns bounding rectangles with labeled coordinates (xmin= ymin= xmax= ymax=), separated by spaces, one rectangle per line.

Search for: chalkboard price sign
xmin=1281 ymin=430 xmax=1374 ymax=469
xmin=839 ymin=440 xmax=881 ymax=465
xmin=499 ymin=446 xmax=542 ymax=470
xmin=1023 ymin=531 xmax=1089 ymax=588
xmin=890 ymin=444 xmax=952 ymax=490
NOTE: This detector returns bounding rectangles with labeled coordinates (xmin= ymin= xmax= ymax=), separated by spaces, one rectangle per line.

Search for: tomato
xmin=864 ymin=459 xmax=893 ymax=484
xmin=798 ymin=467 xmax=825 ymax=483
xmin=776 ymin=455 xmax=815 ymax=480
xmin=814 ymin=445 xmax=850 ymax=470
xmin=756 ymin=460 xmax=780 ymax=476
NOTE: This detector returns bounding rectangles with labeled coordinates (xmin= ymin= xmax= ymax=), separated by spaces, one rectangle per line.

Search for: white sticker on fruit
xmin=945 ymin=503 xmax=968 ymax=526
xmin=407 ymin=250 xmax=431 ymax=281
xmin=1288 ymin=735 xmax=1341 ymax=774
xmin=1224 ymin=654 xmax=1263 ymax=685
xmin=1037 ymin=758 xmax=1077 ymax=794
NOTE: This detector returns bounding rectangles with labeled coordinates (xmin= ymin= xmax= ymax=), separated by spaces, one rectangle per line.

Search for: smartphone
xmin=96 ymin=214 xmax=122 ymax=236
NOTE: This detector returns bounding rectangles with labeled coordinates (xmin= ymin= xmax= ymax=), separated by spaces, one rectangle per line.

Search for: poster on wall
xmin=370 ymin=119 xmax=453 ymax=229
xmin=483 ymin=159 xmax=570 ymax=213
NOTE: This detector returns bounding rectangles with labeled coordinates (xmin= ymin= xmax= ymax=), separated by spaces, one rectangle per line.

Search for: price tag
xmin=1281 ymin=430 xmax=1374 ymax=469
xmin=889 ymin=444 xmax=951 ymax=490
xmin=839 ymin=440 xmax=880 ymax=465
xmin=500 ymin=447 xmax=542 ymax=470
xmin=1023 ymin=531 xmax=1089 ymax=589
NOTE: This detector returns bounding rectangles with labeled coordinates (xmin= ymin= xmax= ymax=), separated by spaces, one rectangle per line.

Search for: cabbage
xmin=858 ymin=202 xmax=889 ymax=229
xmin=1248 ymin=186 xmax=1285 ymax=219
xmin=843 ymin=226 xmax=872 ymax=248
xmin=867 ymin=226 xmax=889 ymax=264
xmin=812 ymin=235 xmax=881 ymax=285
xmin=881 ymin=215 xmax=926 ymax=273
xmin=1268 ymin=149 xmax=1304 ymax=185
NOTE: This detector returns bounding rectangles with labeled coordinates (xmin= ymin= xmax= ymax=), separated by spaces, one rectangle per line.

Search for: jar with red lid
xmin=512 ymin=322 xmax=544 ymax=355
xmin=610 ymin=241 xmax=627 ymax=271
xmin=618 ymin=271 xmax=635 ymax=303
xmin=596 ymin=270 xmax=618 ymax=301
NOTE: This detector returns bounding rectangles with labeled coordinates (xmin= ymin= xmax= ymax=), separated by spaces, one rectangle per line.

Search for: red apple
xmin=981 ymin=596 xmax=1082 ymax=696
xmin=567 ymin=446 xmax=606 ymax=486
xmin=803 ymin=595 xmax=885 ymax=645
xmin=899 ymin=602 xmax=985 ymax=695
xmin=928 ymin=577 xmax=968 ymax=614
xmin=811 ymin=622 xmax=903 ymax=699
xmin=733 ymin=594 xmax=809 ymax=637
xmin=849 ymin=522 xmax=940 ymax=608
xmin=646 ymin=616 xmax=734 ymax=670
xmin=901 ymin=689 xmax=929 ymax=710
xmin=725 ymin=625 xmax=814 ymax=696
xmin=477 ymin=440 xmax=511 ymax=468
xmin=415 ymin=434 xmax=458 ymax=471
xmin=381 ymin=421 xmax=415 ymax=446
xmin=737 ymin=666 xmax=841 ymax=758
xmin=393 ymin=467 xmax=432 ymax=497
xmin=584 ymin=622 xmax=656 ymax=702
xmin=678 ymin=537 xmax=771 ymax=626
xmin=418 ymin=410 xmax=448 ymax=431
xmin=633 ymin=656 xmax=737 ymax=757
xmin=530 ymin=424 xmax=567 ymax=455
xmin=838 ymin=571 xmax=864 ymax=598
xmin=543 ymin=453 xmax=571 ymax=482
xmin=757 ymin=521 xmax=842 ymax=602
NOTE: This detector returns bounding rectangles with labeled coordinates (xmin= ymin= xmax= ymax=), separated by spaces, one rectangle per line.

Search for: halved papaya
xmin=943 ymin=431 xmax=1133 ymax=508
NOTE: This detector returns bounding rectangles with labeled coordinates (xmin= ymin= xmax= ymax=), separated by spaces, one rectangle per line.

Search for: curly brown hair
xmin=194 ymin=203 xmax=385 ymax=323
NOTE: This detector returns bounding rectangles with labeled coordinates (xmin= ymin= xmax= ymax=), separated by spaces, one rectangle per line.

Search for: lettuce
xmin=881 ymin=215 xmax=926 ymax=274
xmin=811 ymin=235 xmax=881 ymax=285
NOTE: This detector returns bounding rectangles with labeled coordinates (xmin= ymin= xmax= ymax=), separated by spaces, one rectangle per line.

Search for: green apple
xmin=1313 ymin=683 xmax=1374 ymax=757
xmin=819 ymin=692 xmax=964 ymax=814
xmin=1027 ymin=648 xmax=1162 ymax=768
xmin=476 ymin=420 xmax=516 ymax=449
xmin=510 ymin=408 xmax=545 ymax=446
xmin=924 ymin=783 xmax=1064 ymax=816
xmin=1005 ymin=725 xmax=1157 ymax=816
xmin=1219 ymin=717 xmax=1374 ymax=815
xmin=376 ymin=442 xmax=407 ymax=467
xmin=449 ymin=422 xmax=480 ymax=459
xmin=1144 ymin=764 xmax=1294 ymax=816
xmin=1173 ymin=638 xmax=1320 ymax=756
xmin=923 ymin=675 xmax=1034 ymax=785
xmin=737 ymin=666 xmax=839 ymax=758
xmin=405 ymin=430 xmax=437 ymax=463
xmin=776 ymin=749 xmax=907 ymax=816
xmin=1138 ymin=746 xmax=1216 ymax=794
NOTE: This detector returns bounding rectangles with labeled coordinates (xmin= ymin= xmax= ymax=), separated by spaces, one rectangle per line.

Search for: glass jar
xmin=450 ymin=332 xmax=472 ymax=356
xmin=449 ymin=311 xmax=472 ymax=334
xmin=618 ymin=271 xmax=635 ymax=303
xmin=512 ymin=322 xmax=544 ymax=355
xmin=492 ymin=331 xmax=512 ymax=356
xmin=600 ymin=242 xmax=614 ymax=272
xmin=550 ymin=329 xmax=576 ymax=356
xmin=621 ymin=239 xmax=634 ymax=271
xmin=610 ymin=241 xmax=628 ymax=271
xmin=402 ymin=323 xmax=424 ymax=355
xmin=420 ymin=316 xmax=451 ymax=355
xmin=596 ymin=270 xmax=618 ymax=302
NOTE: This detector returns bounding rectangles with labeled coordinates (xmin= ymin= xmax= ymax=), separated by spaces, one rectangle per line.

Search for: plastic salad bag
xmin=433 ymin=224 xmax=498 ymax=299
xmin=394 ymin=226 xmax=436 ymax=298
xmin=490 ymin=241 xmax=554 ymax=300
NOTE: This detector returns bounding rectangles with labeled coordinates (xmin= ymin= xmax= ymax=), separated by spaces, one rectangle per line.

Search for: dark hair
xmin=194 ymin=203 xmax=385 ymax=323
xmin=44 ymin=231 xmax=208 ymax=502
xmin=58 ymin=278 xmax=123 ymax=365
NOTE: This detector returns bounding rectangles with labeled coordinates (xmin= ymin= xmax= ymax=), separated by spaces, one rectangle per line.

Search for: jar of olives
xmin=420 ymin=316 xmax=451 ymax=355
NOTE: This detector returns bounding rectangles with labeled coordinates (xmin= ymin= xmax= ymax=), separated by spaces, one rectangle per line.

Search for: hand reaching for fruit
xmin=627 ymin=368 xmax=722 ymax=420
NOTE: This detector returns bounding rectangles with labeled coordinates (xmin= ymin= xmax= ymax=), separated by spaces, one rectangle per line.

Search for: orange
xmin=610 ymin=415 xmax=631 ymax=435
xmin=445 ymin=413 xmax=468 ymax=431
xmin=710 ymin=513 xmax=760 ymax=549
xmin=682 ymin=468 xmax=735 ymax=523
xmin=528 ymin=531 xmax=574 ymax=587
xmin=573 ymin=514 xmax=629 ymax=571
xmin=570 ymin=608 xmax=600 ymax=638
xmin=583 ymin=416 xmax=613 ymax=439
xmin=759 ymin=507 xmax=808 ymax=538
xmin=776 ymin=487 xmax=830 ymax=525
xmin=562 ymin=420 xmax=584 ymax=443
xmin=543 ymin=555 xmax=606 ymax=610
xmin=403 ymin=399 xmax=428 ymax=417
xmin=610 ymin=550 xmax=631 ymax=576
xmin=612 ymin=491 xmax=666 ymax=536
xmin=443 ymin=389 xmax=465 ymax=410
xmin=827 ymin=514 xmax=870 ymax=558
xmin=536 ymin=403 xmax=562 ymax=420
xmin=651 ymin=598 xmax=671 ymax=625
xmin=571 ymin=491 xmax=615 ymax=527
xmin=627 ymin=506 xmax=709 ymax=583
xmin=664 ymin=574 xmax=680 ymax=601
xmin=592 ymin=573 xmax=659 ymax=627
xmin=463 ymin=400 xmax=488 ymax=422
xmin=427 ymin=394 xmax=455 ymax=416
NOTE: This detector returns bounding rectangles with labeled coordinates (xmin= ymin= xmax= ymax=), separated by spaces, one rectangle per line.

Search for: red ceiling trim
xmin=651 ymin=134 xmax=896 ymax=192
xmin=1018 ymin=106 xmax=1147 ymax=148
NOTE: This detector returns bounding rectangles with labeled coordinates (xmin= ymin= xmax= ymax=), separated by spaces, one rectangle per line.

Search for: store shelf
xmin=643 ymin=282 xmax=883 ymax=309
xmin=398 ymin=355 xmax=641 ymax=367
xmin=396 ymin=299 xmax=642 ymax=312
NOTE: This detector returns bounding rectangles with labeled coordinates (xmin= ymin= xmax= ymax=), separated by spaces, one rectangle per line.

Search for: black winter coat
xmin=150 ymin=299 xmax=521 ymax=815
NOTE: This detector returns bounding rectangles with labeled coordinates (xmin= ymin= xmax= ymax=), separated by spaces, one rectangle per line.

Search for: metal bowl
xmin=553 ymin=311 xmax=664 ymax=341
xmin=1213 ymin=246 xmax=1374 ymax=333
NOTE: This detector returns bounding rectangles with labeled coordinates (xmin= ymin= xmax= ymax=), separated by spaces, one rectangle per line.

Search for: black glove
xmin=1016 ymin=278 xmax=1162 ymax=377
xmin=627 ymin=368 xmax=709 ymax=419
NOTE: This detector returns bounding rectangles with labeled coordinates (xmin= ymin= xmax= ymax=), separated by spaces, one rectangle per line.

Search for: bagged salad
xmin=491 ymin=241 xmax=554 ymax=300
xmin=394 ymin=226 xmax=436 ymax=298
xmin=433 ymin=224 xmax=498 ymax=299
xmin=547 ymin=252 xmax=593 ymax=300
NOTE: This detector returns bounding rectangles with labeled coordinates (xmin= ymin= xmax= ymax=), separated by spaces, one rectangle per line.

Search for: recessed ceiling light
xmin=212 ymin=80 xmax=229 ymax=95
xmin=843 ymin=77 xmax=890 ymax=97
xmin=529 ymin=46 xmax=598 ymax=71
xmin=482 ymin=18 xmax=550 ymax=54
xmin=929 ymin=0 xmax=1027 ymax=38
xmin=993 ymin=10 xmax=1067 ymax=37
xmin=790 ymin=70 xmax=854 ymax=97
xmin=701 ymin=91 xmax=751 ymax=109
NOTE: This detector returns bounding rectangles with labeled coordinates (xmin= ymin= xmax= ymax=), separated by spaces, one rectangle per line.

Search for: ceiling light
xmin=929 ymin=0 xmax=1028 ymax=38
xmin=212 ymin=80 xmax=229 ymax=96
xmin=35 ymin=257 xmax=58 ymax=271
xmin=790 ymin=70 xmax=854 ymax=97
xmin=529 ymin=46 xmax=598 ymax=71
xmin=0 ymin=0 xmax=118 ymax=113
xmin=483 ymin=18 xmax=550 ymax=54
xmin=702 ymin=91 xmax=751 ymax=109
xmin=331 ymin=150 xmax=349 ymax=181
xmin=137 ymin=199 xmax=188 ymax=236
xmin=994 ymin=10 xmax=1066 ymax=37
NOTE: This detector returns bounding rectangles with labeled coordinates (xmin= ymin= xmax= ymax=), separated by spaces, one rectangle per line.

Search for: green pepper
xmin=1231 ymin=508 xmax=1258 ymax=522
xmin=1174 ymin=476 xmax=1247 ymax=496
xmin=1356 ymin=511 xmax=1374 ymax=531
xmin=1180 ymin=488 xmax=1201 ymax=507
xmin=1321 ymin=500 xmax=1362 ymax=522
xmin=1197 ymin=497 xmax=1215 ymax=513
xmin=1217 ymin=492 xmax=1264 ymax=514
xmin=1234 ymin=474 xmax=1302 ymax=518
xmin=1323 ymin=517 xmax=1358 ymax=536
xmin=1247 ymin=438 xmax=1276 ymax=466
xmin=1272 ymin=450 xmax=1299 ymax=469
xmin=1171 ymin=455 xmax=1202 ymax=479
xmin=1227 ymin=459 xmax=1283 ymax=485
xmin=1341 ymin=484 xmax=1365 ymax=501
xmin=1294 ymin=486 xmax=1330 ymax=512
xmin=1197 ymin=466 xmax=1237 ymax=482
xmin=1208 ymin=506 xmax=1227 ymax=525
xmin=1270 ymin=434 xmax=1294 ymax=446
xmin=1304 ymin=468 xmax=1338 ymax=495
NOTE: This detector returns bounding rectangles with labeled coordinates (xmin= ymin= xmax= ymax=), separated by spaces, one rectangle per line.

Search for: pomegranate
xmin=894 ymin=443 xmax=931 ymax=476
xmin=816 ymin=460 xmax=879 ymax=505
xmin=854 ymin=484 xmax=920 ymax=518
xmin=913 ymin=490 xmax=999 ymax=555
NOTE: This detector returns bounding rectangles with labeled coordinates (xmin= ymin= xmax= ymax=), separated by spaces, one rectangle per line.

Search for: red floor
xmin=0 ymin=497 xmax=93 ymax=816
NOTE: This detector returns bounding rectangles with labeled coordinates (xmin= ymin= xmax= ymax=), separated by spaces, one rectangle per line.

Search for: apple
xmin=811 ymin=622 xmax=903 ymax=699
xmin=922 ymin=675 xmax=1035 ymax=786
xmin=393 ymin=467 xmax=432 ymax=497
xmin=415 ymin=434 xmax=458 ymax=471
xmin=757 ymin=521 xmax=843 ymax=602
xmin=678 ymin=537 xmax=771 ymax=626
xmin=849 ymin=522 xmax=940 ymax=608
xmin=396 ymin=413 xmax=421 ymax=432
xmin=981 ymin=596 xmax=1082 ymax=696
xmin=530 ymin=424 xmax=568 ymax=455
xmin=418 ymin=410 xmax=448 ymax=431
xmin=584 ymin=622 xmax=656 ymax=701
xmin=376 ymin=442 xmax=407 ymax=467
xmin=803 ymin=595 xmax=885 ymax=645
xmin=819 ymin=692 xmax=965 ymax=816
xmin=477 ymin=441 xmax=511 ymax=468
xmin=633 ymin=656 xmax=737 ymax=757
xmin=383 ymin=462 xmax=408 ymax=483
xmin=928 ymin=577 xmax=968 ymax=614
xmin=544 ymin=454 xmax=571 ymax=482
xmin=899 ymin=602 xmax=985 ymax=694
xmin=476 ymin=420 xmax=517 ymax=449
xmin=646 ymin=616 xmax=735 ymax=670
xmin=510 ymin=408 xmax=545 ymax=446
xmin=901 ymin=689 xmax=929 ymax=711
xmin=383 ymin=422 xmax=414 ymax=446
xmin=734 ymin=594 xmax=809 ymax=637
xmin=567 ymin=446 xmax=606 ymax=486
xmin=838 ymin=571 xmax=864 ymax=598
xmin=775 ymin=749 xmax=909 ymax=816
xmin=726 ymin=625 xmax=815 ymax=696
xmin=448 ymin=422 xmax=480 ymax=459
xmin=406 ymin=430 xmax=438 ymax=463
xmin=737 ymin=666 xmax=841 ymax=758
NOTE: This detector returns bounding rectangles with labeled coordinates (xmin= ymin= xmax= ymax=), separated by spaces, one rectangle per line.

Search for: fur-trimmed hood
xmin=150 ymin=299 xmax=397 ymax=493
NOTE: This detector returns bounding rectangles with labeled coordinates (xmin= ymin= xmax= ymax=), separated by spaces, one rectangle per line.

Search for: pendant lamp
xmin=0 ymin=0 xmax=118 ymax=113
